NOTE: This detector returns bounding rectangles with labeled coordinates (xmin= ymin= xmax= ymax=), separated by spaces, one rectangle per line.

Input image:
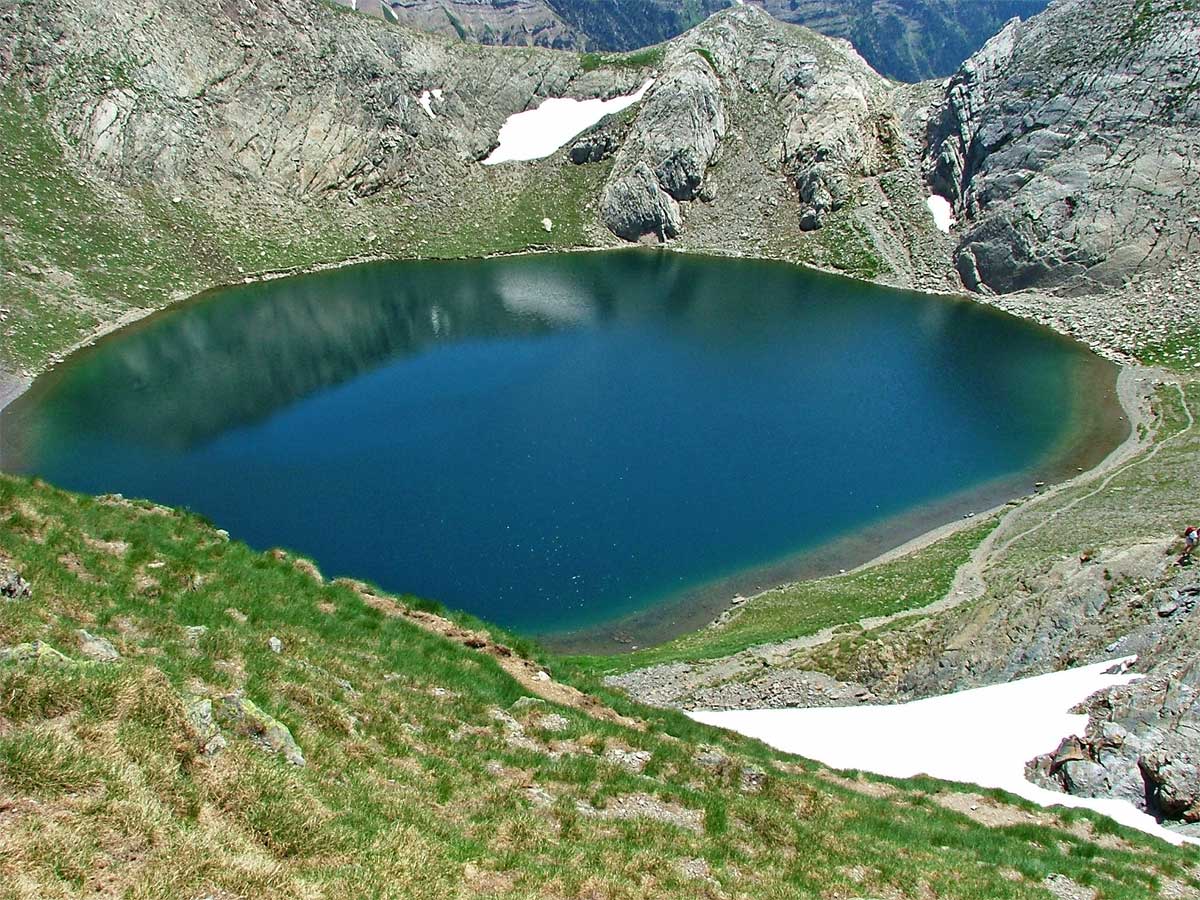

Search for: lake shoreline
xmin=539 ymin=359 xmax=1134 ymax=655
xmin=0 ymin=246 xmax=1136 ymax=659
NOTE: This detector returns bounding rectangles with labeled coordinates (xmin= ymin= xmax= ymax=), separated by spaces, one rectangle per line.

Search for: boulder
xmin=600 ymin=163 xmax=681 ymax=241
xmin=76 ymin=629 xmax=120 ymax=662
xmin=184 ymin=696 xmax=227 ymax=756
xmin=0 ymin=567 xmax=32 ymax=600
xmin=0 ymin=641 xmax=70 ymax=665
xmin=214 ymin=692 xmax=306 ymax=766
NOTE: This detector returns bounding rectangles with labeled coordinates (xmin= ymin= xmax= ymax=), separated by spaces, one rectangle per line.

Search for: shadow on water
xmin=0 ymin=250 xmax=1127 ymax=646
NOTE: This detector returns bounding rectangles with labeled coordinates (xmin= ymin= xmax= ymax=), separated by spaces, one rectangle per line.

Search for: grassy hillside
xmin=1 ymin=472 xmax=1197 ymax=898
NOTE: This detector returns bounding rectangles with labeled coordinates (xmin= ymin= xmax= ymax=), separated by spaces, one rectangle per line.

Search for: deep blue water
xmin=0 ymin=251 xmax=1121 ymax=639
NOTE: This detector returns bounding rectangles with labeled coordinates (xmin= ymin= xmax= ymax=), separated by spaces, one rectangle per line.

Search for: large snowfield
xmin=484 ymin=80 xmax=655 ymax=165
xmin=691 ymin=658 xmax=1197 ymax=845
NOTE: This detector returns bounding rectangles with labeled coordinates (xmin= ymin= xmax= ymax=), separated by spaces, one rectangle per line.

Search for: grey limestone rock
xmin=214 ymin=692 xmax=306 ymax=766
xmin=924 ymin=0 xmax=1200 ymax=295
xmin=76 ymin=629 xmax=120 ymax=662
xmin=601 ymin=163 xmax=682 ymax=241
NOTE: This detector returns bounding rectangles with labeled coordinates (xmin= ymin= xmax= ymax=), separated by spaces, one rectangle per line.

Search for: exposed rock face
xmin=338 ymin=0 xmax=1056 ymax=84
xmin=601 ymin=162 xmax=682 ymax=240
xmin=76 ymin=629 xmax=121 ymax=661
xmin=597 ymin=5 xmax=899 ymax=243
xmin=925 ymin=0 xmax=1200 ymax=294
xmin=345 ymin=0 xmax=584 ymax=49
xmin=0 ymin=0 xmax=638 ymax=202
xmin=1025 ymin=577 xmax=1200 ymax=825
xmin=753 ymin=0 xmax=1054 ymax=83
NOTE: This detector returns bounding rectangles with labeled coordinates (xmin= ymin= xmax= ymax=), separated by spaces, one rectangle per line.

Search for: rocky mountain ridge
xmin=336 ymin=0 xmax=1055 ymax=82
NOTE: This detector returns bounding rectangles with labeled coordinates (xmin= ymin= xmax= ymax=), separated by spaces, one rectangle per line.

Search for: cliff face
xmin=341 ymin=0 xmax=586 ymax=49
xmin=753 ymin=0 xmax=1052 ymax=82
xmin=925 ymin=0 xmax=1200 ymax=295
xmin=595 ymin=6 xmax=902 ymax=246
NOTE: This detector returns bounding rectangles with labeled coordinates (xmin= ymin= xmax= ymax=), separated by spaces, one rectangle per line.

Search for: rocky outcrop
xmin=76 ymin=629 xmax=121 ymax=662
xmin=597 ymin=5 xmax=901 ymax=244
xmin=345 ymin=0 xmax=585 ymax=49
xmin=215 ymin=692 xmax=306 ymax=766
xmin=924 ymin=0 xmax=1200 ymax=294
xmin=1026 ymin=580 xmax=1200 ymax=826
xmin=599 ymin=44 xmax=727 ymax=240
xmin=601 ymin=162 xmax=682 ymax=240
xmin=0 ymin=565 xmax=31 ymax=600
xmin=0 ymin=641 xmax=71 ymax=665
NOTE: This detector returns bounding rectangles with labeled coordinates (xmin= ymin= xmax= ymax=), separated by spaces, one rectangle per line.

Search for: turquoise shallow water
xmin=0 ymin=251 xmax=1123 ymax=641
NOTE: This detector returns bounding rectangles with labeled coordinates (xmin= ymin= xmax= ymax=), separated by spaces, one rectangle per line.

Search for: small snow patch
xmin=418 ymin=89 xmax=443 ymax=120
xmin=691 ymin=658 xmax=1196 ymax=846
xmin=484 ymin=79 xmax=654 ymax=165
xmin=926 ymin=194 xmax=957 ymax=233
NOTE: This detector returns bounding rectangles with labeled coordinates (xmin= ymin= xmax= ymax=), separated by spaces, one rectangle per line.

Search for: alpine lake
xmin=0 ymin=251 xmax=1127 ymax=652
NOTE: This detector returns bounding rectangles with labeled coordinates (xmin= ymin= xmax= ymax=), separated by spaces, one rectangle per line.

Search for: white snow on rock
xmin=484 ymin=79 xmax=654 ymax=165
xmin=418 ymin=89 xmax=442 ymax=120
xmin=926 ymin=194 xmax=957 ymax=232
xmin=690 ymin=658 xmax=1197 ymax=846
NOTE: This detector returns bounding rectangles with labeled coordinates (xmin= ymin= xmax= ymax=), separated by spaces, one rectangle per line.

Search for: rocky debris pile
xmin=924 ymin=0 xmax=1200 ymax=295
xmin=607 ymin=653 xmax=875 ymax=711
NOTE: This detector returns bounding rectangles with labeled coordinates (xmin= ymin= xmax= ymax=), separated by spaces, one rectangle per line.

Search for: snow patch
xmin=418 ymin=89 xmax=443 ymax=120
xmin=926 ymin=194 xmax=957 ymax=233
xmin=690 ymin=658 xmax=1196 ymax=846
xmin=484 ymin=79 xmax=655 ymax=165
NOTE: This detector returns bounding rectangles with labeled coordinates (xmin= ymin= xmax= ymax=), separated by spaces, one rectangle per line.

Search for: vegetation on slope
xmin=0 ymin=84 xmax=616 ymax=376
xmin=568 ymin=518 xmax=996 ymax=677
xmin=1 ymin=473 xmax=1198 ymax=898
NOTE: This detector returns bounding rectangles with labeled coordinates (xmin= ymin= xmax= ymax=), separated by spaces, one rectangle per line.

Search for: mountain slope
xmin=755 ymin=0 xmax=1052 ymax=82
xmin=336 ymin=0 xmax=1053 ymax=82
xmin=925 ymin=0 xmax=1200 ymax=294
xmin=2 ymin=472 xmax=1198 ymax=897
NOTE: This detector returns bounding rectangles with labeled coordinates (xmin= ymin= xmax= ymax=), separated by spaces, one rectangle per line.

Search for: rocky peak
xmin=925 ymin=0 xmax=1200 ymax=294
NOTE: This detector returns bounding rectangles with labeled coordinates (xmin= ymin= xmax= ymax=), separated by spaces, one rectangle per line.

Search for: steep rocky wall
xmin=925 ymin=0 xmax=1200 ymax=294
xmin=595 ymin=6 xmax=905 ymax=247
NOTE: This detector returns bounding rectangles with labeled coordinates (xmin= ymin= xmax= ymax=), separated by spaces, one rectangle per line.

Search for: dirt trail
xmin=948 ymin=370 xmax=1190 ymax=609
xmin=339 ymin=578 xmax=642 ymax=728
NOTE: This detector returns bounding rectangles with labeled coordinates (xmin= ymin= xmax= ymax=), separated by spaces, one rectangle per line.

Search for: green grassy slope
xmin=1 ymin=473 xmax=1196 ymax=898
